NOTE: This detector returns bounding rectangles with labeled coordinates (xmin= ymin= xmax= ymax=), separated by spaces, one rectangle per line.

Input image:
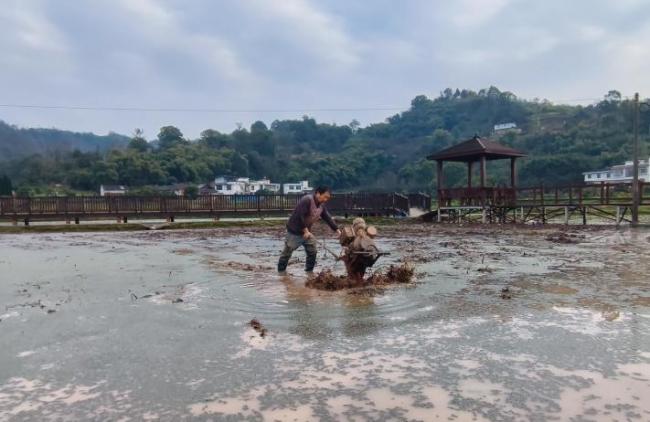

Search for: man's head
xmin=314 ymin=186 xmax=332 ymax=203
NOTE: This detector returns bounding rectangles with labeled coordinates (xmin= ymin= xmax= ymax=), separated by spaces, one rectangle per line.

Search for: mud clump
xmin=306 ymin=263 xmax=415 ymax=291
xmin=305 ymin=270 xmax=363 ymax=290
xmin=545 ymin=232 xmax=585 ymax=244
xmin=249 ymin=318 xmax=267 ymax=337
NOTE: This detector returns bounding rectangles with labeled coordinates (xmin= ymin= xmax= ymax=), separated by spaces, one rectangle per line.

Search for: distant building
xmin=493 ymin=122 xmax=521 ymax=138
xmin=211 ymin=176 xmax=311 ymax=195
xmin=494 ymin=122 xmax=517 ymax=132
xmin=243 ymin=178 xmax=281 ymax=193
xmin=214 ymin=176 xmax=248 ymax=195
xmin=100 ymin=185 xmax=127 ymax=196
xmin=583 ymin=158 xmax=650 ymax=184
xmin=283 ymin=180 xmax=311 ymax=195
xmin=198 ymin=181 xmax=216 ymax=195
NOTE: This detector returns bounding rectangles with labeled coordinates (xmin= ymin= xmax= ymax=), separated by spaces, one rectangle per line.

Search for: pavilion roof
xmin=427 ymin=135 xmax=526 ymax=162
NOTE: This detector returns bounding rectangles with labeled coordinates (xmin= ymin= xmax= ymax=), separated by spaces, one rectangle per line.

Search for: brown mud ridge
xmin=306 ymin=263 xmax=415 ymax=291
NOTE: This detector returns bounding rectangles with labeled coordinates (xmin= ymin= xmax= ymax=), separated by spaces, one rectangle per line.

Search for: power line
xmin=0 ymin=103 xmax=404 ymax=113
xmin=0 ymin=96 xmax=632 ymax=115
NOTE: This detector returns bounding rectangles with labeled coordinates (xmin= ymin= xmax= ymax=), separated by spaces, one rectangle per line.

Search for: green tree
xmin=199 ymin=129 xmax=231 ymax=149
xmin=0 ymin=174 xmax=13 ymax=195
xmin=157 ymin=126 xmax=186 ymax=150
xmin=128 ymin=128 xmax=149 ymax=152
xmin=184 ymin=185 xmax=199 ymax=199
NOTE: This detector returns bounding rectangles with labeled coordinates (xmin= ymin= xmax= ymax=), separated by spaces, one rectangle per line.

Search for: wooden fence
xmin=434 ymin=182 xmax=648 ymax=208
xmin=0 ymin=193 xmax=415 ymax=220
xmin=515 ymin=182 xmax=648 ymax=206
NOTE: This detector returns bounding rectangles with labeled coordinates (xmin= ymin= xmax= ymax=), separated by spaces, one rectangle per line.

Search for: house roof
xmin=427 ymin=135 xmax=526 ymax=162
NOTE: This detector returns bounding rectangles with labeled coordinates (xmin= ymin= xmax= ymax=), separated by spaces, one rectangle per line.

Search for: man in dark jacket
xmin=278 ymin=186 xmax=341 ymax=273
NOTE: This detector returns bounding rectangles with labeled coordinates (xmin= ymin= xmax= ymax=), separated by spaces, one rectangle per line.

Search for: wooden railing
xmin=438 ymin=187 xmax=516 ymax=207
xmin=515 ymin=182 xmax=648 ymax=206
xmin=0 ymin=193 xmax=413 ymax=219
xmin=436 ymin=182 xmax=648 ymax=208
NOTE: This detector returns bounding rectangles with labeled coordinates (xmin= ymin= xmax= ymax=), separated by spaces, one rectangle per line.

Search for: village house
xmin=246 ymin=178 xmax=281 ymax=194
xmin=99 ymin=184 xmax=127 ymax=196
xmin=282 ymin=180 xmax=311 ymax=195
xmin=492 ymin=122 xmax=521 ymax=138
xmin=583 ymin=158 xmax=650 ymax=184
xmin=210 ymin=176 xmax=287 ymax=195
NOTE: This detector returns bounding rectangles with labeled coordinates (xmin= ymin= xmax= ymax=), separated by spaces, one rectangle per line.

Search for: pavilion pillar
xmin=467 ymin=161 xmax=473 ymax=188
xmin=480 ymin=156 xmax=486 ymax=188
xmin=437 ymin=160 xmax=444 ymax=190
xmin=437 ymin=160 xmax=444 ymax=209
xmin=510 ymin=157 xmax=517 ymax=188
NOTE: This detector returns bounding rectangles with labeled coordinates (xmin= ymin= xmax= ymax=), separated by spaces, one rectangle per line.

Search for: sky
xmin=0 ymin=0 xmax=649 ymax=139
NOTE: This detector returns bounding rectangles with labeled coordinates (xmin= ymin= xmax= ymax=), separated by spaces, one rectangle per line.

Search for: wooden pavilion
xmin=427 ymin=135 xmax=526 ymax=207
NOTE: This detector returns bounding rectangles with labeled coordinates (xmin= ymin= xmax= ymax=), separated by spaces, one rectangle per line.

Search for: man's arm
xmin=321 ymin=207 xmax=338 ymax=232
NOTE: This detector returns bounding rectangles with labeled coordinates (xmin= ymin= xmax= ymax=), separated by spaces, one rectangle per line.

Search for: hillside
xmin=0 ymin=87 xmax=648 ymax=195
xmin=0 ymin=120 xmax=129 ymax=161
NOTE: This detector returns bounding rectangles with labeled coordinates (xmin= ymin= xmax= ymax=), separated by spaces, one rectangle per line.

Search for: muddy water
xmin=0 ymin=224 xmax=649 ymax=421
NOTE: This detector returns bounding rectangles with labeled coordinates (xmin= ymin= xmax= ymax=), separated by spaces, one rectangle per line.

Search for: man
xmin=278 ymin=186 xmax=341 ymax=273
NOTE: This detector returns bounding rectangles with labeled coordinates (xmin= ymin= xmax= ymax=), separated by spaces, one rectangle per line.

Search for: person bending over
xmin=278 ymin=186 xmax=341 ymax=273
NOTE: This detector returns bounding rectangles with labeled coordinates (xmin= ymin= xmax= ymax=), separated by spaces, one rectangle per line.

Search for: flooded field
xmin=1 ymin=223 xmax=649 ymax=421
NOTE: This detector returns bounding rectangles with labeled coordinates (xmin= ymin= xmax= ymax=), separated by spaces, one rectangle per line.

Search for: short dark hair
xmin=315 ymin=186 xmax=331 ymax=194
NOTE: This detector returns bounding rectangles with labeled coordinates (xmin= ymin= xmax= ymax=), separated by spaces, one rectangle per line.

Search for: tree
xmin=604 ymin=90 xmax=622 ymax=103
xmin=250 ymin=121 xmax=268 ymax=133
xmin=128 ymin=128 xmax=149 ymax=152
xmin=0 ymin=174 xmax=13 ymax=195
xmin=200 ymin=129 xmax=231 ymax=149
xmin=230 ymin=152 xmax=249 ymax=176
xmin=157 ymin=126 xmax=186 ymax=149
xmin=349 ymin=119 xmax=361 ymax=133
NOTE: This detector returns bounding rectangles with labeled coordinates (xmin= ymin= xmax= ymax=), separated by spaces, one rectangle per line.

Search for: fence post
xmin=540 ymin=184 xmax=546 ymax=224
xmin=578 ymin=187 xmax=583 ymax=206
xmin=640 ymin=182 xmax=645 ymax=205
xmin=564 ymin=206 xmax=569 ymax=225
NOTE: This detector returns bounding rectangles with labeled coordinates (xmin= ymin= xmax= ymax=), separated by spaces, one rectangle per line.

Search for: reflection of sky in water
xmin=0 ymin=226 xmax=649 ymax=420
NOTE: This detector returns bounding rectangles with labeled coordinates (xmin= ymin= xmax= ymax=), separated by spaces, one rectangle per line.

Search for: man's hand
xmin=303 ymin=229 xmax=313 ymax=240
xmin=335 ymin=229 xmax=342 ymax=238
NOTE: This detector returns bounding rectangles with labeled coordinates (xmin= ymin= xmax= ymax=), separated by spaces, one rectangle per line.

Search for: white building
xmin=583 ymin=158 xmax=650 ymax=184
xmin=494 ymin=122 xmax=517 ymax=132
xmin=213 ymin=176 xmax=283 ymax=195
xmin=283 ymin=180 xmax=311 ymax=195
xmin=100 ymin=185 xmax=127 ymax=196
xmin=246 ymin=179 xmax=281 ymax=194
xmin=214 ymin=177 xmax=248 ymax=195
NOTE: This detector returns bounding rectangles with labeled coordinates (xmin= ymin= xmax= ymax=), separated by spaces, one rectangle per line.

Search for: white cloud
xmin=450 ymin=0 xmax=513 ymax=27
xmin=0 ymin=0 xmax=650 ymax=137
xmin=239 ymin=0 xmax=362 ymax=70
xmin=117 ymin=0 xmax=259 ymax=85
xmin=0 ymin=1 xmax=69 ymax=54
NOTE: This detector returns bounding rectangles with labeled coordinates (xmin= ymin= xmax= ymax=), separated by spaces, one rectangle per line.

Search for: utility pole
xmin=632 ymin=93 xmax=640 ymax=226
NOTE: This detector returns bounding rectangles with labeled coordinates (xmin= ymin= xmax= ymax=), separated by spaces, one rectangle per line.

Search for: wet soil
xmin=306 ymin=263 xmax=415 ymax=291
xmin=1 ymin=222 xmax=649 ymax=421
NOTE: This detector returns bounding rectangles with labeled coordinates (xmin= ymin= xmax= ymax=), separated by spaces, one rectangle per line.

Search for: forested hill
xmin=0 ymin=120 xmax=130 ymax=161
xmin=1 ymin=87 xmax=648 ymax=195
